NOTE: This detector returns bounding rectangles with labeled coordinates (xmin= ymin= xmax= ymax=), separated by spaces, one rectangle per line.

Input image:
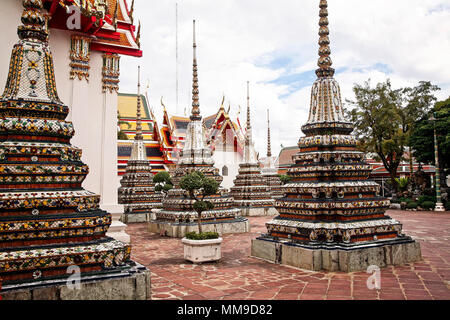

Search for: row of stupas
xmin=148 ymin=21 xmax=251 ymax=237
xmin=0 ymin=0 xmax=148 ymax=297
xmin=252 ymin=0 xmax=421 ymax=272
xmin=118 ymin=67 xmax=163 ymax=223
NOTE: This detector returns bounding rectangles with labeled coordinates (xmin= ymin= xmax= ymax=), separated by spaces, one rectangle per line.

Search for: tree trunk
xmin=197 ymin=211 xmax=203 ymax=234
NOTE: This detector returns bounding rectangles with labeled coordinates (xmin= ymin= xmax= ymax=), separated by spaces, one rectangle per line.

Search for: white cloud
xmin=120 ymin=0 xmax=450 ymax=157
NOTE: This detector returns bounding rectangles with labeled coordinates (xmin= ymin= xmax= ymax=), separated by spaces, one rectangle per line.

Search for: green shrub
xmin=185 ymin=231 xmax=220 ymax=240
xmin=417 ymin=195 xmax=436 ymax=205
xmin=406 ymin=202 xmax=418 ymax=209
xmin=421 ymin=201 xmax=435 ymax=210
xmin=399 ymin=197 xmax=413 ymax=203
xmin=445 ymin=201 xmax=450 ymax=211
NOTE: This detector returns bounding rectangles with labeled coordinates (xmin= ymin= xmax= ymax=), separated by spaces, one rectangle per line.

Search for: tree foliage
xmin=179 ymin=171 xmax=219 ymax=235
xmin=153 ymin=171 xmax=173 ymax=194
xmin=347 ymin=79 xmax=440 ymax=191
xmin=279 ymin=174 xmax=291 ymax=185
xmin=410 ymin=97 xmax=450 ymax=181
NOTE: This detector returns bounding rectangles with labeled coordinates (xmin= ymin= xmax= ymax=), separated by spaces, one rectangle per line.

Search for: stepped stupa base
xmin=239 ymin=206 xmax=279 ymax=217
xmin=251 ymin=237 xmax=421 ymax=272
xmin=0 ymin=263 xmax=150 ymax=300
xmin=148 ymin=218 xmax=250 ymax=238
xmin=120 ymin=212 xmax=149 ymax=223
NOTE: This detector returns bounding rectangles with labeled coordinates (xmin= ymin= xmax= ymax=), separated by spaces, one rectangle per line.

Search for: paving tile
xmin=125 ymin=210 xmax=450 ymax=301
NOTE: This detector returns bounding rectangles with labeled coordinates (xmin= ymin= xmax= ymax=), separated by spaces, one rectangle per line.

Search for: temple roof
xmin=44 ymin=0 xmax=142 ymax=57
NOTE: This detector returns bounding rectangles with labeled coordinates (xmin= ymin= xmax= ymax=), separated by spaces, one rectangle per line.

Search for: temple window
xmin=222 ymin=166 xmax=229 ymax=176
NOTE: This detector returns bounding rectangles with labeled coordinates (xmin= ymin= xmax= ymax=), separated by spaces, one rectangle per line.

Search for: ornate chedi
xmin=148 ymin=21 xmax=249 ymax=238
xmin=118 ymin=67 xmax=163 ymax=223
xmin=252 ymin=0 xmax=421 ymax=272
xmin=230 ymin=83 xmax=277 ymax=216
xmin=0 ymin=0 xmax=147 ymax=296
xmin=261 ymin=109 xmax=284 ymax=199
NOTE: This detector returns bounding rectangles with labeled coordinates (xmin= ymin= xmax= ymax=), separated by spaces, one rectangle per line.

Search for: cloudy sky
xmin=119 ymin=0 xmax=450 ymax=158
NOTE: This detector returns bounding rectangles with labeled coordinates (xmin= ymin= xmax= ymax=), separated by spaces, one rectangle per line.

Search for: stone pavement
xmin=126 ymin=210 xmax=450 ymax=300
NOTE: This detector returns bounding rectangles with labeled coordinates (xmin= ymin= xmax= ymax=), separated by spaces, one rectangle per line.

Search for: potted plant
xmin=179 ymin=171 xmax=222 ymax=263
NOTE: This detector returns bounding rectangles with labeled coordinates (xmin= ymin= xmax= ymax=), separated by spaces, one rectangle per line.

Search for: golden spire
xmin=190 ymin=20 xmax=201 ymax=121
xmin=135 ymin=66 xmax=143 ymax=141
xmin=315 ymin=0 xmax=335 ymax=78
xmin=220 ymin=94 xmax=225 ymax=110
xmin=267 ymin=109 xmax=272 ymax=157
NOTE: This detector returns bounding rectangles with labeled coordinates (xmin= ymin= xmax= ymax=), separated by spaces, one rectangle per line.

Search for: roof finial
xmin=315 ymin=0 xmax=335 ymax=78
xmin=220 ymin=94 xmax=225 ymax=110
xmin=135 ymin=66 xmax=143 ymax=141
xmin=136 ymin=20 xmax=141 ymax=49
xmin=190 ymin=20 xmax=201 ymax=121
xmin=267 ymin=109 xmax=272 ymax=157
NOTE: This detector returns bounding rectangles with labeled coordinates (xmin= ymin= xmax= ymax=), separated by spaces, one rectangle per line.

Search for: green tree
xmin=410 ymin=97 xmax=450 ymax=186
xmin=347 ymin=79 xmax=439 ymax=192
xmin=180 ymin=171 xmax=219 ymax=234
xmin=153 ymin=171 xmax=173 ymax=194
xmin=279 ymin=174 xmax=291 ymax=185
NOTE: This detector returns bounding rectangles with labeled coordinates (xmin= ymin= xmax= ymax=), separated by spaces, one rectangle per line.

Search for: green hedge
xmin=421 ymin=201 xmax=435 ymax=210
xmin=418 ymin=195 xmax=436 ymax=205
xmin=185 ymin=231 xmax=220 ymax=240
xmin=406 ymin=202 xmax=418 ymax=209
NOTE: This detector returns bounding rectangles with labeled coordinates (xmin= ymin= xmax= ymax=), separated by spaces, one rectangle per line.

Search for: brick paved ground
xmin=126 ymin=210 xmax=450 ymax=300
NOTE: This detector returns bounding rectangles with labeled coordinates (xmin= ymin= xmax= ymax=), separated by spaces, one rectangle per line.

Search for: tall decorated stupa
xmin=261 ymin=109 xmax=284 ymax=199
xmin=252 ymin=0 xmax=421 ymax=272
xmin=118 ymin=67 xmax=163 ymax=223
xmin=148 ymin=21 xmax=249 ymax=238
xmin=230 ymin=83 xmax=278 ymax=216
xmin=0 ymin=0 xmax=149 ymax=299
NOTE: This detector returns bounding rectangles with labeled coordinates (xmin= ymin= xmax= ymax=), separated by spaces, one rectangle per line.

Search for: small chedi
xmin=261 ymin=109 xmax=284 ymax=199
xmin=252 ymin=0 xmax=421 ymax=272
xmin=0 ymin=0 xmax=148 ymax=299
xmin=230 ymin=83 xmax=278 ymax=216
xmin=118 ymin=68 xmax=163 ymax=223
xmin=148 ymin=21 xmax=249 ymax=238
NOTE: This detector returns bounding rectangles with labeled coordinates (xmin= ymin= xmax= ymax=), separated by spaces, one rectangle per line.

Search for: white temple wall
xmin=213 ymin=150 xmax=243 ymax=190
xmin=0 ymin=0 xmax=123 ymax=214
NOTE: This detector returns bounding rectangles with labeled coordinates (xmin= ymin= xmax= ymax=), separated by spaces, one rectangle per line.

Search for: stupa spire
xmin=315 ymin=0 xmax=335 ymax=78
xmin=267 ymin=109 xmax=272 ymax=157
xmin=244 ymin=81 xmax=254 ymax=163
xmin=190 ymin=20 xmax=201 ymax=121
xmin=135 ymin=66 xmax=143 ymax=141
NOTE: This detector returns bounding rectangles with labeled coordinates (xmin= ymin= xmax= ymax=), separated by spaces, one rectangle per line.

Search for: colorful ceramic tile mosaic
xmin=118 ymin=67 xmax=163 ymax=215
xmin=258 ymin=0 xmax=416 ymax=247
xmin=155 ymin=22 xmax=242 ymax=225
xmin=230 ymin=83 xmax=276 ymax=209
xmin=0 ymin=0 xmax=131 ymax=285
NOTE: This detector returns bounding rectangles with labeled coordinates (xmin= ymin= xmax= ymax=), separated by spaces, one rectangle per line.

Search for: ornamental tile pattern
xmin=0 ymin=0 xmax=132 ymax=286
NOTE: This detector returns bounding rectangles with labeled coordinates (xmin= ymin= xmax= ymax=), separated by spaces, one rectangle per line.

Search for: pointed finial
xmin=267 ymin=109 xmax=272 ymax=157
xmin=136 ymin=20 xmax=141 ymax=49
xmin=113 ymin=2 xmax=118 ymax=30
xmin=220 ymin=94 xmax=225 ymax=110
xmin=130 ymin=0 xmax=135 ymax=23
xmin=135 ymin=66 xmax=143 ymax=141
xmin=315 ymin=0 xmax=335 ymax=78
xmin=190 ymin=20 xmax=201 ymax=121
xmin=161 ymin=96 xmax=167 ymax=112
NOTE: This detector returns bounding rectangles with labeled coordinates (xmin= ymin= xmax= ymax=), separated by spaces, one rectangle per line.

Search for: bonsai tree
xmin=153 ymin=171 xmax=173 ymax=195
xmin=180 ymin=171 xmax=219 ymax=235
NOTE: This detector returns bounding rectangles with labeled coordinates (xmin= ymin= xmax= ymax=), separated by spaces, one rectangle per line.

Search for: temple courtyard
xmin=125 ymin=210 xmax=450 ymax=300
